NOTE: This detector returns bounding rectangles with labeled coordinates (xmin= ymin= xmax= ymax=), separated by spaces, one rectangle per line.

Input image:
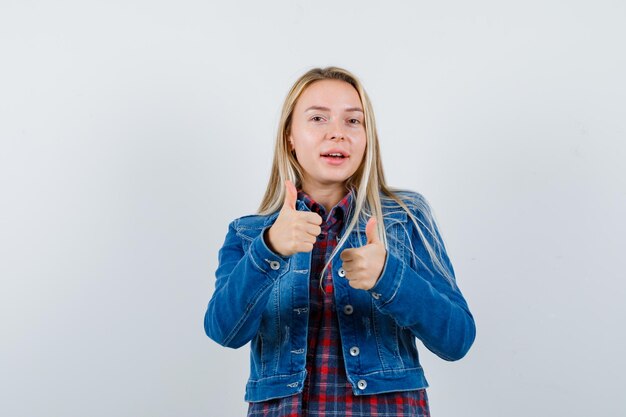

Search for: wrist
xmin=264 ymin=227 xmax=284 ymax=257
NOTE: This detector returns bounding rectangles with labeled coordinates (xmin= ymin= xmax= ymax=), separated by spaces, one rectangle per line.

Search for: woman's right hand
xmin=265 ymin=180 xmax=322 ymax=257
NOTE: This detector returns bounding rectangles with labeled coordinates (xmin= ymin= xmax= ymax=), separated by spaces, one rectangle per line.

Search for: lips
xmin=320 ymin=149 xmax=350 ymax=158
xmin=320 ymin=155 xmax=348 ymax=165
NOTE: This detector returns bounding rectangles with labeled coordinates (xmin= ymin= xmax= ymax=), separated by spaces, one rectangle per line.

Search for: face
xmin=288 ymin=79 xmax=367 ymax=192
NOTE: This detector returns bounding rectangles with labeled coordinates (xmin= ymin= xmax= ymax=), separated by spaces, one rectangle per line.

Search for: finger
xmin=282 ymin=179 xmax=298 ymax=211
xmin=303 ymin=223 xmax=322 ymax=238
xmin=340 ymin=248 xmax=354 ymax=262
xmin=365 ymin=217 xmax=381 ymax=245
xmin=296 ymin=241 xmax=314 ymax=253
xmin=301 ymin=211 xmax=323 ymax=225
xmin=341 ymin=247 xmax=364 ymax=261
xmin=298 ymin=231 xmax=317 ymax=245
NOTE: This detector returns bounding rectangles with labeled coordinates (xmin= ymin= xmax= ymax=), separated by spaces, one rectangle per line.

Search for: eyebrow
xmin=304 ymin=105 xmax=364 ymax=113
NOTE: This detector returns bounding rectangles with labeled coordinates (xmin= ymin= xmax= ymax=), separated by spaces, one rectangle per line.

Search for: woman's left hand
xmin=339 ymin=217 xmax=387 ymax=290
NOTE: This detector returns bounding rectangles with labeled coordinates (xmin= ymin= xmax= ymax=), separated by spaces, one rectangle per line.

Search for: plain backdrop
xmin=1 ymin=1 xmax=625 ymax=416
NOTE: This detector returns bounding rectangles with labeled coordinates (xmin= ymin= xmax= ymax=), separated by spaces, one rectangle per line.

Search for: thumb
xmin=282 ymin=179 xmax=298 ymax=211
xmin=365 ymin=217 xmax=381 ymax=245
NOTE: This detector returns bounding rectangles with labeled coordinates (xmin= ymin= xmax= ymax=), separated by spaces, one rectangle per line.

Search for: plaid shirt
xmin=247 ymin=189 xmax=430 ymax=417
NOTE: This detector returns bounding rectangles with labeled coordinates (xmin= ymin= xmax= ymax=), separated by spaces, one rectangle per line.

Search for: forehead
xmin=296 ymin=79 xmax=362 ymax=109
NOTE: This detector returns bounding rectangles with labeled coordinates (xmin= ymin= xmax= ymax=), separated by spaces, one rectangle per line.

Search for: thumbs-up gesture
xmin=339 ymin=217 xmax=387 ymax=290
xmin=265 ymin=180 xmax=323 ymax=257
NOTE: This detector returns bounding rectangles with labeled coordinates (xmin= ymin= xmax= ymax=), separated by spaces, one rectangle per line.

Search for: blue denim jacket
xmin=204 ymin=191 xmax=476 ymax=403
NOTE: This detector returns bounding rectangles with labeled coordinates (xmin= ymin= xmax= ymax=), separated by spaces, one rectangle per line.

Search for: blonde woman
xmin=204 ymin=66 xmax=476 ymax=416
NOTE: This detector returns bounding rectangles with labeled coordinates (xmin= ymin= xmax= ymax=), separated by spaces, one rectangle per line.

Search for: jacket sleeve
xmin=368 ymin=203 xmax=476 ymax=361
xmin=204 ymin=219 xmax=290 ymax=348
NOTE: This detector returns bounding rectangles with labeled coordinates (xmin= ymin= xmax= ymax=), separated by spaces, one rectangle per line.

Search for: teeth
xmin=326 ymin=153 xmax=343 ymax=157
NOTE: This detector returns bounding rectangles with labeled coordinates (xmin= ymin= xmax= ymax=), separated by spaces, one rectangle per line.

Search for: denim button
xmin=357 ymin=379 xmax=367 ymax=390
xmin=269 ymin=261 xmax=280 ymax=270
xmin=338 ymin=268 xmax=346 ymax=277
xmin=371 ymin=292 xmax=381 ymax=300
xmin=343 ymin=305 xmax=353 ymax=315
xmin=349 ymin=346 xmax=360 ymax=356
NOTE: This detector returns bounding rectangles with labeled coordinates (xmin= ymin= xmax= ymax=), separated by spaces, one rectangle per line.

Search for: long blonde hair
xmin=258 ymin=66 xmax=456 ymax=287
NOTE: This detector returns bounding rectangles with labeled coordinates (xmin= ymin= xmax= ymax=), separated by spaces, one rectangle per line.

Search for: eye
xmin=310 ymin=116 xmax=325 ymax=122
xmin=348 ymin=118 xmax=361 ymax=124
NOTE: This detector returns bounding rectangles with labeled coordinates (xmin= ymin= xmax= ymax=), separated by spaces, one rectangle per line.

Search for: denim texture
xmin=204 ymin=191 xmax=476 ymax=403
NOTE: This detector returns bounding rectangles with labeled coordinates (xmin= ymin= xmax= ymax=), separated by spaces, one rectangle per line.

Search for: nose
xmin=327 ymin=119 xmax=346 ymax=141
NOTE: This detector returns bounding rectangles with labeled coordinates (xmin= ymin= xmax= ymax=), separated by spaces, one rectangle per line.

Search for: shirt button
xmin=349 ymin=346 xmax=360 ymax=356
xmin=357 ymin=379 xmax=367 ymax=390
xmin=343 ymin=305 xmax=354 ymax=315
xmin=371 ymin=292 xmax=381 ymax=300
xmin=338 ymin=268 xmax=346 ymax=277
xmin=269 ymin=261 xmax=280 ymax=270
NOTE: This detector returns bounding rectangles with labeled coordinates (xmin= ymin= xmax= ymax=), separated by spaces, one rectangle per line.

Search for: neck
xmin=301 ymin=180 xmax=348 ymax=212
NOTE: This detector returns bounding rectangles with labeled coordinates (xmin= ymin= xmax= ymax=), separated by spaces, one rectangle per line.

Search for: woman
xmin=204 ymin=66 xmax=476 ymax=416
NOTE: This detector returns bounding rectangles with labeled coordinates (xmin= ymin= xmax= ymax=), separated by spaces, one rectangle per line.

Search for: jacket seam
xmin=352 ymin=366 xmax=425 ymax=377
xmin=259 ymin=331 xmax=265 ymax=376
xmin=380 ymin=257 xmax=405 ymax=307
xmin=273 ymin=285 xmax=281 ymax=374
xmin=371 ymin=301 xmax=389 ymax=371
xmin=248 ymin=247 xmax=268 ymax=274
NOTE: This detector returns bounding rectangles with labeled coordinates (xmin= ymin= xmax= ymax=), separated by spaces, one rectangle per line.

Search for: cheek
xmin=355 ymin=137 xmax=367 ymax=160
xmin=293 ymin=129 xmax=318 ymax=149
xmin=295 ymin=140 xmax=317 ymax=158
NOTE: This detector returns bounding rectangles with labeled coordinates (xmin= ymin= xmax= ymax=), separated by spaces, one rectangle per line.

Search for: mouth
xmin=320 ymin=153 xmax=348 ymax=160
xmin=320 ymin=150 xmax=349 ymax=159
xmin=320 ymin=151 xmax=349 ymax=165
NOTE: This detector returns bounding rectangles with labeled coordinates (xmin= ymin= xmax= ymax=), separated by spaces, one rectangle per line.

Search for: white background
xmin=1 ymin=1 xmax=625 ymax=416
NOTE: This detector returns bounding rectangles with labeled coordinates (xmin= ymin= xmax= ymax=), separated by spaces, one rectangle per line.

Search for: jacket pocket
xmin=372 ymin=306 xmax=405 ymax=370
